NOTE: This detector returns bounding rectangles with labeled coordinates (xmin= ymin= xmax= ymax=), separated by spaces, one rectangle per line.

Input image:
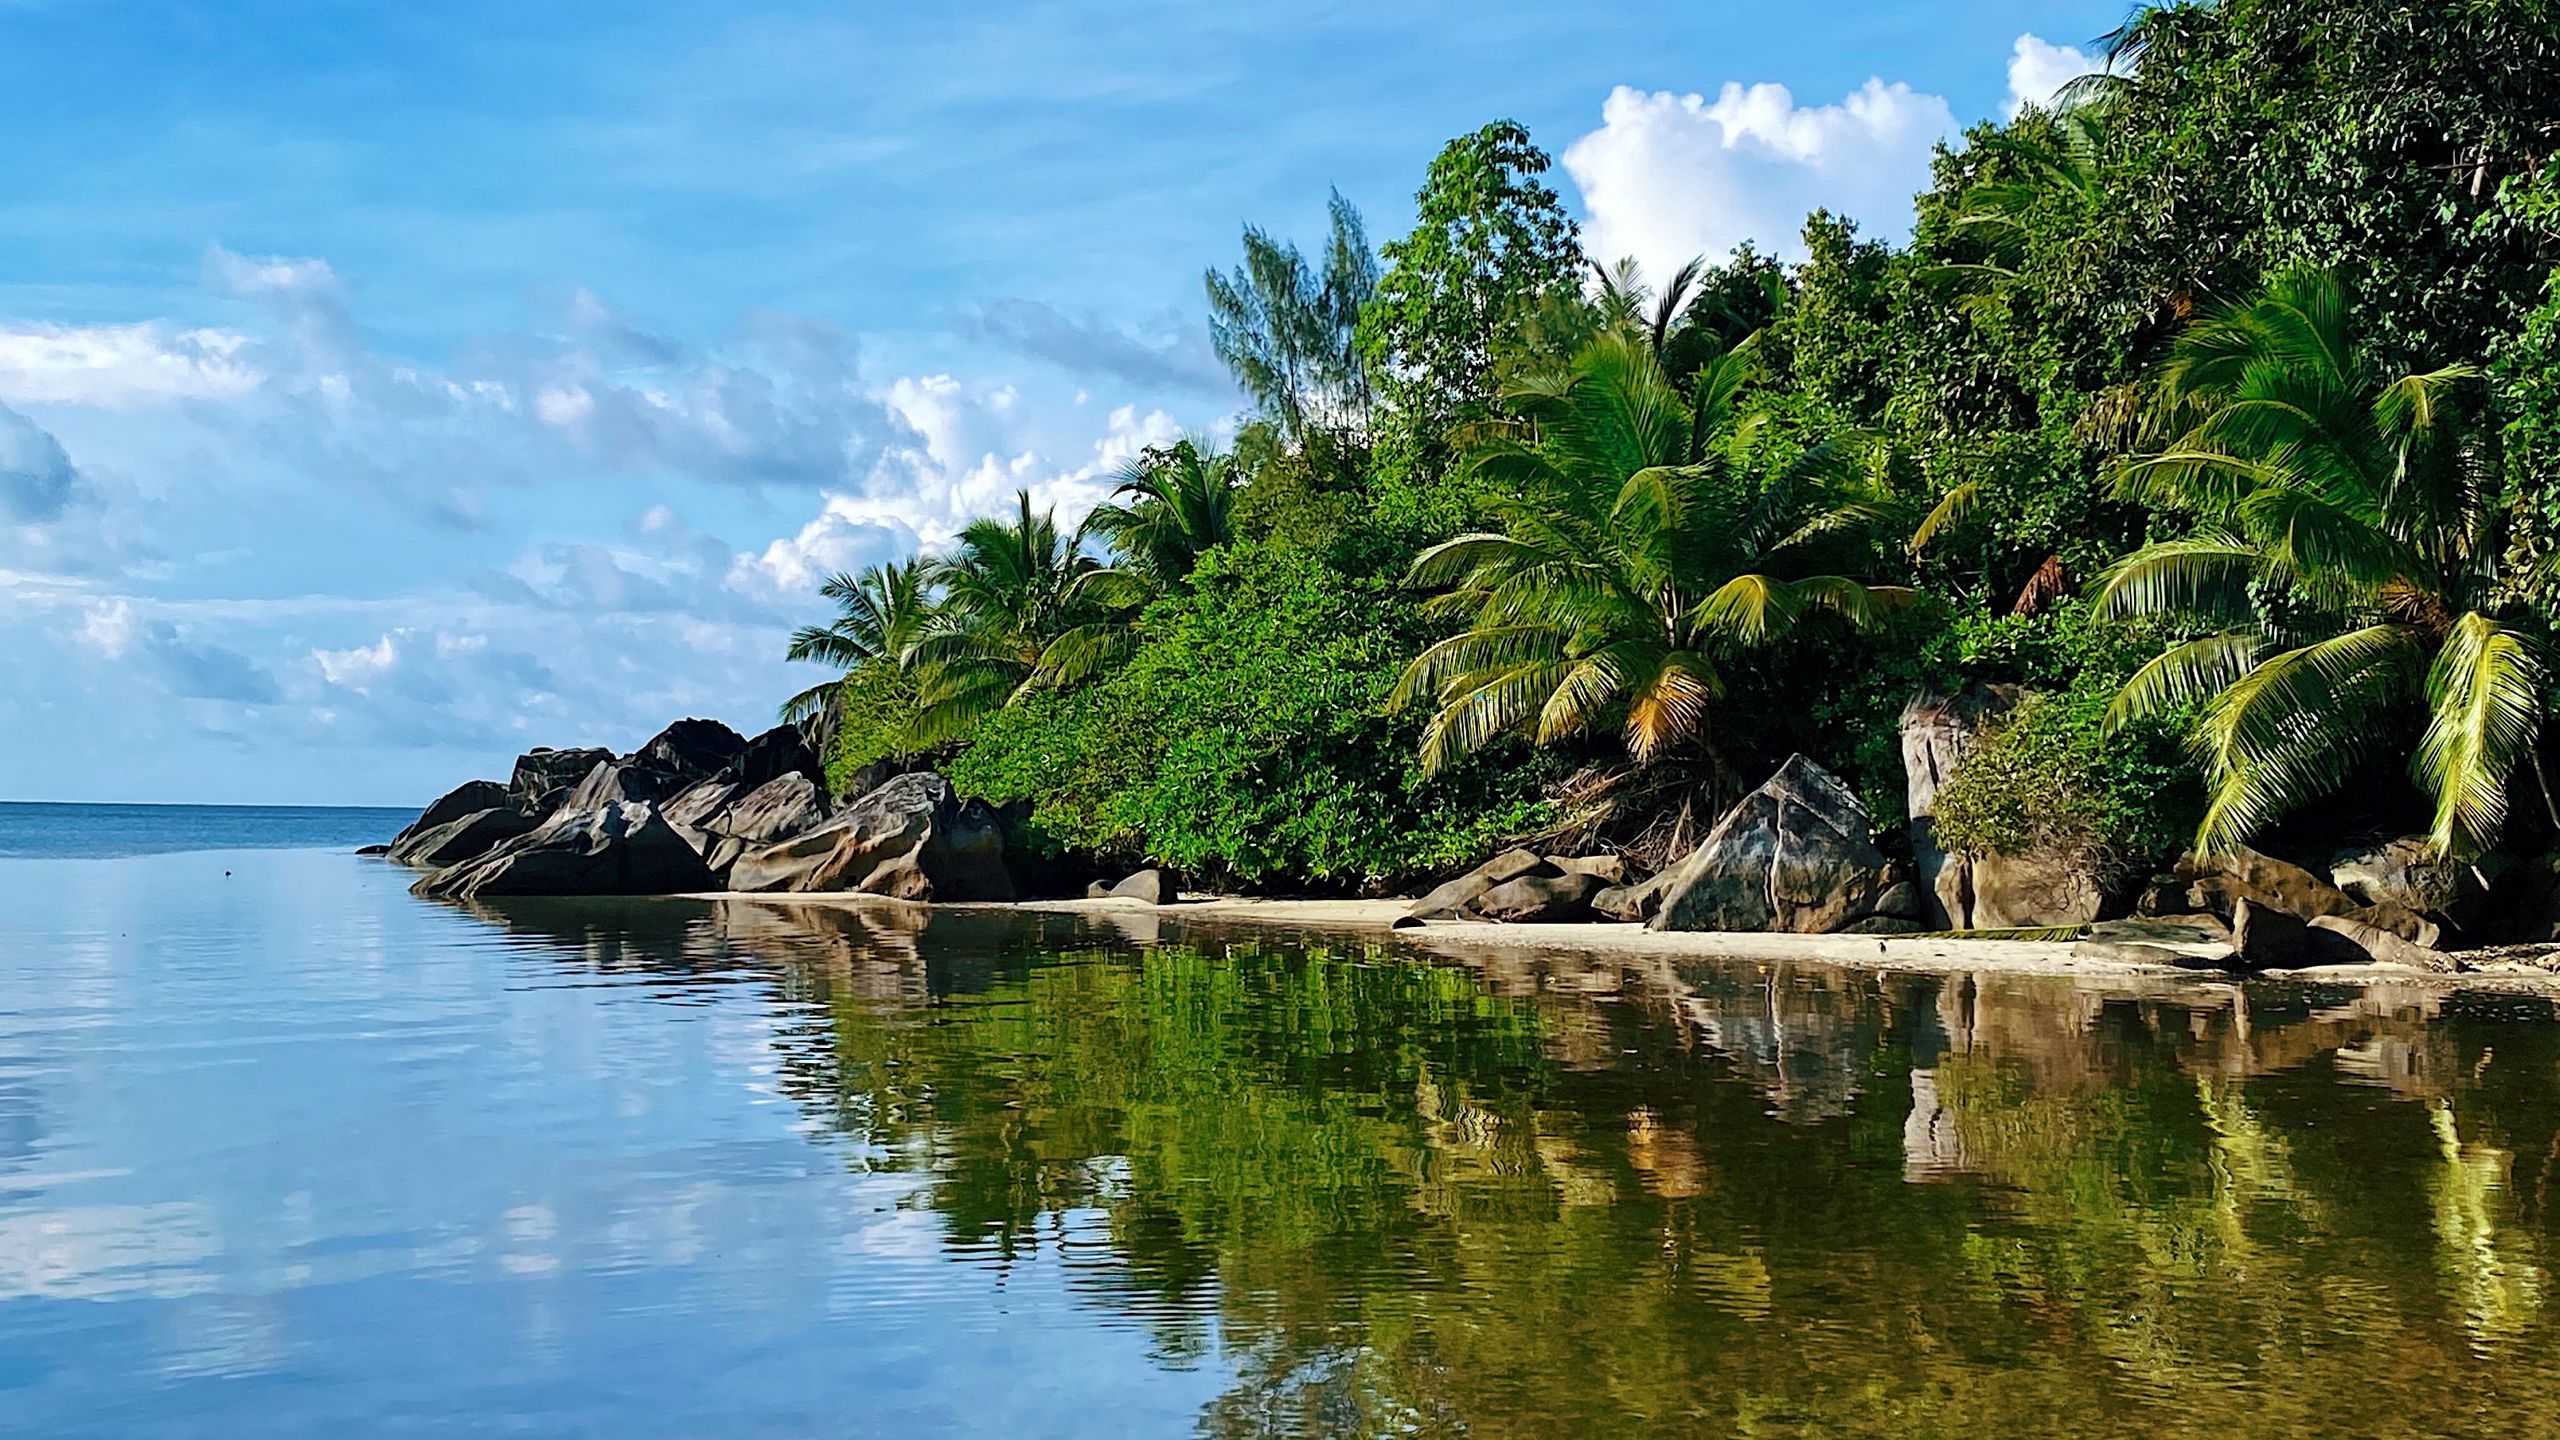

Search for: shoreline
xmin=692 ymin=890 xmax=2560 ymax=995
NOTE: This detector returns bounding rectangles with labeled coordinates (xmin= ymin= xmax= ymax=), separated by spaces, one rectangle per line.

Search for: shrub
xmin=951 ymin=540 xmax=1554 ymax=890
xmin=822 ymin=659 xmax=928 ymax=800
xmin=1931 ymin=676 xmax=2198 ymax=879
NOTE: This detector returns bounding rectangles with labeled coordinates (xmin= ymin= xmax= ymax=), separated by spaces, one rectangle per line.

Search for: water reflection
xmin=449 ymin=895 xmax=2560 ymax=1439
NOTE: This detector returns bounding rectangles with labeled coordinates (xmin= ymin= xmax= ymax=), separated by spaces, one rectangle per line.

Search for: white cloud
xmin=76 ymin=598 xmax=137 ymax=658
xmin=737 ymin=386 xmax=1182 ymax=595
xmin=0 ymin=323 xmax=258 ymax=407
xmin=2006 ymin=34 xmax=2105 ymax=117
xmin=312 ymin=633 xmax=398 ymax=688
xmin=1563 ymin=77 xmax=1957 ymax=284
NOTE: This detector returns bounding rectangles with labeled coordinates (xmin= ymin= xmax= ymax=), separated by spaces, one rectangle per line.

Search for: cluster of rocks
xmin=380 ymin=719 xmax=1013 ymax=904
xmin=1388 ymin=686 xmax=2535 ymax=973
xmin=1399 ymin=755 xmax=1930 ymax=935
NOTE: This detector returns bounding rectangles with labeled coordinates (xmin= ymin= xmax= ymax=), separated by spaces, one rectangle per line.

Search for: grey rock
xmin=730 ymin=723 xmax=823 ymax=790
xmin=727 ymin=772 xmax=1013 ymax=901
xmin=662 ymin=778 xmax=742 ymax=837
xmin=1899 ymin=684 xmax=2018 ymax=929
xmin=708 ymin=774 xmax=826 ymax=846
xmin=1650 ymin=755 xmax=1892 ymax=934
xmin=393 ymin=780 xmax=508 ymax=847
xmin=1591 ymin=872 xmax=1672 ymax=923
xmin=635 ymin=717 xmax=748 ymax=781
xmin=1467 ymin=870 xmax=1603 ymax=923
xmin=1106 ymin=869 xmax=1179 ymax=905
xmin=560 ymin=757 xmax=686 ymax=811
xmin=1545 ymin=854 xmax=1630 ymax=887
xmin=509 ymin=747 xmax=612 ymax=817
xmin=1969 ymin=850 xmax=2110 ymax=929
xmin=2072 ymin=939 xmax=2229 ymax=968
xmin=388 ymin=806 xmax=536 ymax=869
xmin=1870 ymin=880 xmax=1925 ymax=921
xmin=1844 ymin=915 xmax=1925 ymax=935
xmin=1406 ymin=849 xmax=1553 ymax=921
xmin=412 ymin=800 xmax=714 ymax=900
xmin=2306 ymin=913 xmax=2458 ymax=970
xmin=355 ymin=843 xmax=392 ymax=856
xmin=2232 ymin=898 xmax=2312 ymax=969
xmin=2178 ymin=846 xmax=2358 ymax=923
xmin=2331 ymin=837 xmax=2467 ymax=916
xmin=2352 ymin=900 xmax=2444 ymax=949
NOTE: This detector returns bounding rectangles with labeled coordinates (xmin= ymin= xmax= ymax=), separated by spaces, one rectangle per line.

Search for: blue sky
xmin=0 ymin=0 xmax=2122 ymax=804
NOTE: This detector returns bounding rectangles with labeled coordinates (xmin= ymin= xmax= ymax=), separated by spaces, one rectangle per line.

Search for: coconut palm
xmin=904 ymin=490 xmax=1106 ymax=745
xmin=1081 ymin=438 xmax=1242 ymax=589
xmin=2100 ymin=263 xmax=2542 ymax=856
xmin=779 ymin=557 xmax=935 ymax=725
xmin=1394 ymin=332 xmax=1912 ymax=775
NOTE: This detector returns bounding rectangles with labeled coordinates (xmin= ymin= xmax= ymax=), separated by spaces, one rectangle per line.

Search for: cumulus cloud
xmin=958 ymin=298 xmax=1230 ymax=394
xmin=0 ymin=404 xmax=82 ymax=522
xmin=2006 ymin=34 xmax=2106 ymax=117
xmin=737 ymin=384 xmax=1182 ymax=593
xmin=1563 ymin=78 xmax=1956 ymax=283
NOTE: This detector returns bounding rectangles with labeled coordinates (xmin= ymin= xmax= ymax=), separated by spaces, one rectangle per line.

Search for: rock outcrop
xmin=727 ymin=772 xmax=1013 ymax=901
xmin=1470 ymin=870 xmax=1606 ymax=922
xmin=1899 ymin=685 xmax=2015 ymax=929
xmin=1405 ymin=849 xmax=1550 ymax=921
xmin=509 ymin=747 xmax=612 ymax=818
xmin=1592 ymin=871 xmax=1673 ymax=923
xmin=1089 ymin=868 xmax=1179 ymax=905
xmin=1966 ymin=851 xmax=2109 ymax=929
xmin=2176 ymin=847 xmax=2357 ymax=922
xmin=412 ymin=800 xmax=714 ymax=900
xmin=1401 ymin=849 xmax=1636 ymax=924
xmin=1649 ymin=755 xmax=1902 ymax=934
xmin=389 ymin=806 xmax=536 ymax=870
xmin=730 ymin=723 xmax=824 ymax=791
xmin=392 ymin=780 xmax=509 ymax=848
xmin=400 ymin=720 xmax=852 ymax=899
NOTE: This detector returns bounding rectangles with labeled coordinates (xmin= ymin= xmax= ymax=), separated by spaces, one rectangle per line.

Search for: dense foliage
xmin=786 ymin=0 xmax=2560 ymax=890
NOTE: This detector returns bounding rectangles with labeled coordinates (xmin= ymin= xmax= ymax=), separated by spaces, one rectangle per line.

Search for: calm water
xmin=5 ymin=807 xmax=2560 ymax=1436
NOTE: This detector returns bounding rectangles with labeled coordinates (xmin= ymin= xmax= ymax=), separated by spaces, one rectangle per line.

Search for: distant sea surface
xmin=0 ymin=800 xmax=412 ymax=859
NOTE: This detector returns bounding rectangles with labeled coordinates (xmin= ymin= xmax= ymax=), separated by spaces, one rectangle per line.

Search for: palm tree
xmin=1081 ymin=438 xmax=1242 ymax=589
xmin=1394 ymin=333 xmax=1912 ymax=775
xmin=905 ymin=490 xmax=1106 ymax=745
xmin=780 ymin=557 xmax=934 ymax=725
xmin=2100 ymin=264 xmax=2541 ymax=856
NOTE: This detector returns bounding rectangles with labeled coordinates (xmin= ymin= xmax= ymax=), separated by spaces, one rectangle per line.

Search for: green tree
xmin=1395 ymin=333 xmax=1910 ymax=777
xmin=1205 ymin=189 xmax=1379 ymax=444
xmin=1357 ymin=120 xmax=1581 ymax=436
xmin=2101 ymin=265 xmax=2545 ymax=855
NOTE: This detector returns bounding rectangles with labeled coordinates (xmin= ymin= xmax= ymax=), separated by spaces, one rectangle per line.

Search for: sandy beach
xmin=696 ymin=890 xmax=2560 ymax=993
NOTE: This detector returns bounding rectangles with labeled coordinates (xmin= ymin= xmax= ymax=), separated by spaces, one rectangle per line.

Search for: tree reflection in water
xmin=462 ymin=896 xmax=2560 ymax=1439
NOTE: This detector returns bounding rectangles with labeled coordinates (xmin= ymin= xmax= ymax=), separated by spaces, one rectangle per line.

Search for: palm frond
xmin=2415 ymin=613 xmax=2549 ymax=856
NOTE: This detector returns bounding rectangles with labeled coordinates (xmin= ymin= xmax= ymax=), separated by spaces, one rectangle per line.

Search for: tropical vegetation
xmin=783 ymin=0 xmax=2560 ymax=892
